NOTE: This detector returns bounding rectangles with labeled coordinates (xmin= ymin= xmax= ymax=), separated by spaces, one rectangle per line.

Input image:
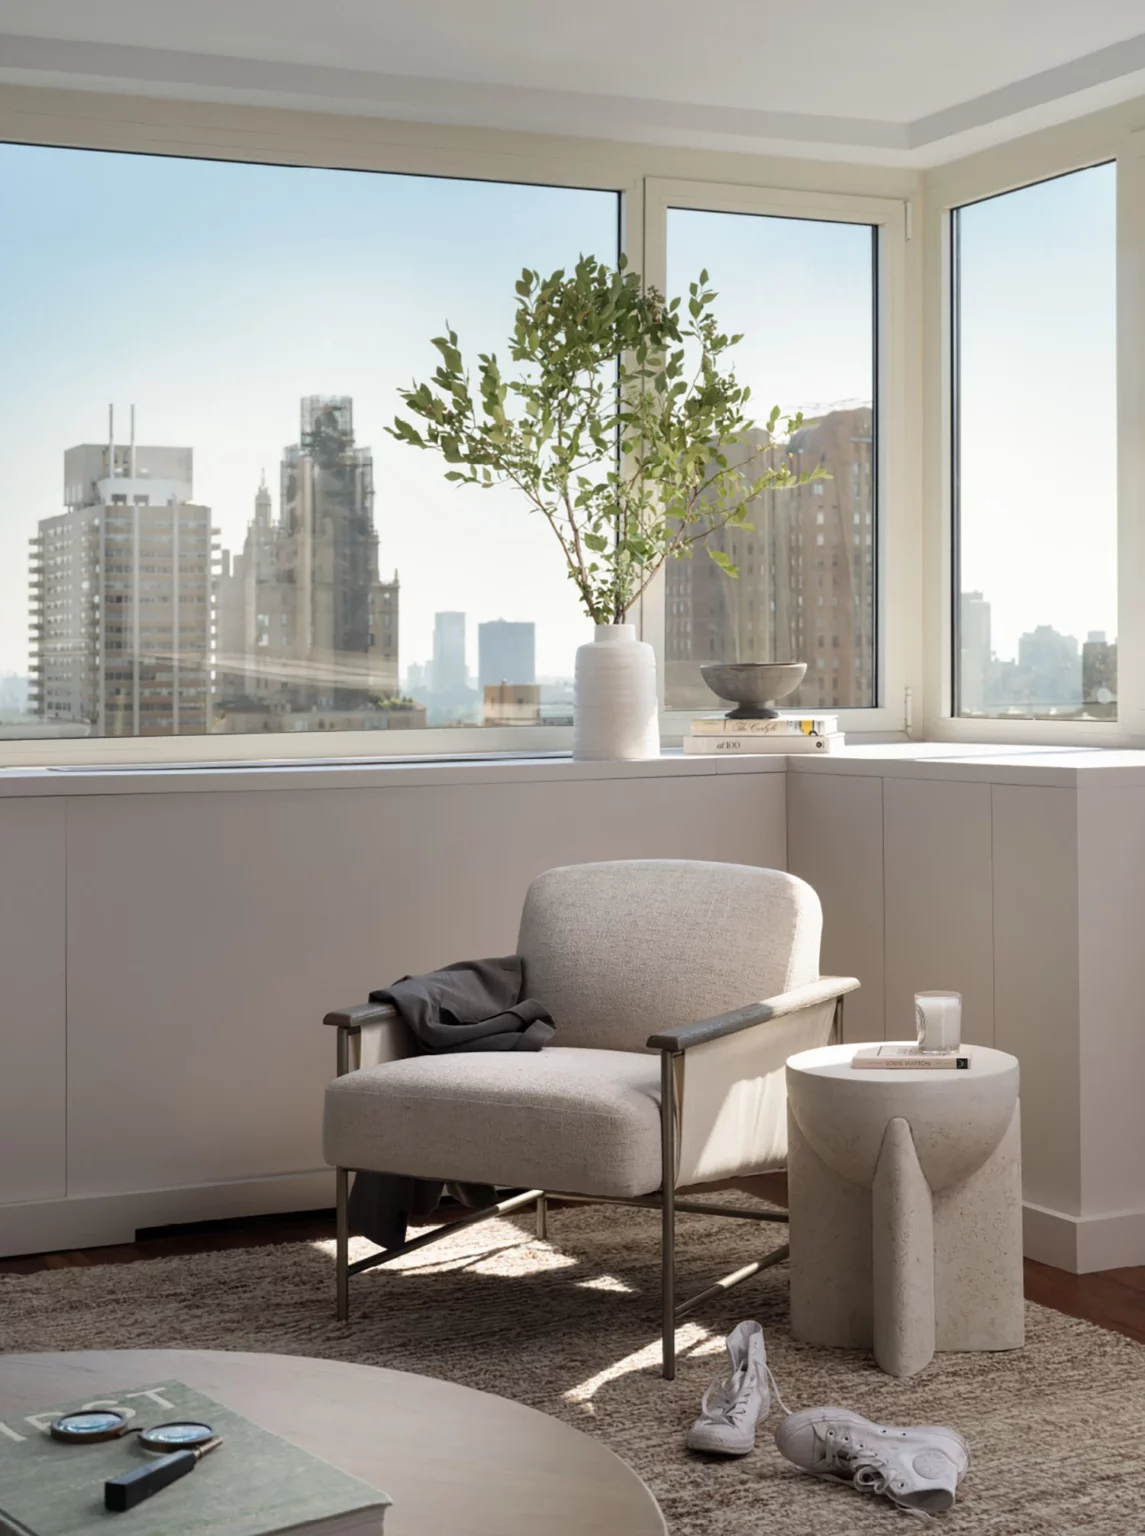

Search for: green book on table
xmin=0 ymin=1381 xmax=391 ymax=1536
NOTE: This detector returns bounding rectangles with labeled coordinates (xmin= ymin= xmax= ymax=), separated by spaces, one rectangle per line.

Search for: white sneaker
xmin=686 ymin=1320 xmax=785 ymax=1455
xmin=775 ymin=1407 xmax=970 ymax=1516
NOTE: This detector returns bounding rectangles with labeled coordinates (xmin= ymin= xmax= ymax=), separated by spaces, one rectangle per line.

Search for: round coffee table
xmin=0 ymin=1351 xmax=666 ymax=1536
xmin=785 ymin=1042 xmax=1024 ymax=1378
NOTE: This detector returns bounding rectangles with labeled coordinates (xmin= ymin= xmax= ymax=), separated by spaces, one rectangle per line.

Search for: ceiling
xmin=1 ymin=0 xmax=1144 ymax=166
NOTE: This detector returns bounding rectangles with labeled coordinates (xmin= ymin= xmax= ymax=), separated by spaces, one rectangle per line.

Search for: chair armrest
xmin=324 ymin=1002 xmax=407 ymax=1076
xmin=646 ymin=975 xmax=860 ymax=1053
xmin=323 ymin=1002 xmax=399 ymax=1033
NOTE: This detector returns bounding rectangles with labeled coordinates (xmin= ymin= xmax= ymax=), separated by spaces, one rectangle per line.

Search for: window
xmin=662 ymin=205 xmax=877 ymax=712
xmin=953 ymin=163 xmax=1117 ymax=721
xmin=4 ymin=143 xmax=618 ymax=745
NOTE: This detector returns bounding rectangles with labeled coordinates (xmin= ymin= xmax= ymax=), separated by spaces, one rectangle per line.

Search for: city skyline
xmin=0 ymin=142 xmax=1118 ymax=731
xmin=22 ymin=394 xmax=560 ymax=738
xmin=960 ymin=583 xmax=1117 ymax=719
xmin=0 ymin=144 xmax=617 ymax=687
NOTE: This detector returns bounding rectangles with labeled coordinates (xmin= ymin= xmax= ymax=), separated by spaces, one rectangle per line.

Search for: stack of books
xmin=683 ymin=714 xmax=844 ymax=755
xmin=852 ymin=1043 xmax=972 ymax=1071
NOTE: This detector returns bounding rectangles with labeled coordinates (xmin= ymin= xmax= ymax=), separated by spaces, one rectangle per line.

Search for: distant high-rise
xmin=215 ymin=396 xmax=399 ymax=723
xmin=432 ymin=612 xmax=467 ymax=696
xmin=29 ymin=408 xmax=214 ymax=736
xmin=478 ymin=620 xmax=535 ymax=691
xmin=1082 ymin=630 xmax=1117 ymax=719
xmin=1018 ymin=624 xmax=1081 ymax=710
xmin=959 ymin=591 xmax=991 ymax=715
xmin=664 ymin=406 xmax=875 ymax=712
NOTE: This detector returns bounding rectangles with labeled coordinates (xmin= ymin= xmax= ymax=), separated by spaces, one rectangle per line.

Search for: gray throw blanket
xmin=347 ymin=955 xmax=555 ymax=1248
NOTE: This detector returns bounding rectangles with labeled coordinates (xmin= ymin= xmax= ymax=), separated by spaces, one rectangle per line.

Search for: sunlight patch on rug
xmin=565 ymin=1323 xmax=712 ymax=1412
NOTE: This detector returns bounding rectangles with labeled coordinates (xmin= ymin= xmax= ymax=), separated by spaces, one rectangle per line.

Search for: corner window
xmin=953 ymin=163 xmax=1117 ymax=721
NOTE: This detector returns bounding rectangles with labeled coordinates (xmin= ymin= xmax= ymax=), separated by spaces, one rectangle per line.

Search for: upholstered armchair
xmin=323 ymin=859 xmax=859 ymax=1377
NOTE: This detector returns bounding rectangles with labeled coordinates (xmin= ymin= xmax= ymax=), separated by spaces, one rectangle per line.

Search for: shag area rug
xmin=2 ymin=1200 xmax=1141 ymax=1534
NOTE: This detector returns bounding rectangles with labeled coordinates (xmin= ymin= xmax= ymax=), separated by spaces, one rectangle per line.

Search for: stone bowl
xmin=700 ymin=661 xmax=808 ymax=719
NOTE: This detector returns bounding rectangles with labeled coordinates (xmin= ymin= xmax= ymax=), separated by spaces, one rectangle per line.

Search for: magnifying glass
xmin=49 ymin=1411 xmax=216 ymax=1452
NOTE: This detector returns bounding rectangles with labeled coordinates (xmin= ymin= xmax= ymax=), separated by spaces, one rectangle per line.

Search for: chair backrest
xmin=516 ymin=859 xmax=822 ymax=1053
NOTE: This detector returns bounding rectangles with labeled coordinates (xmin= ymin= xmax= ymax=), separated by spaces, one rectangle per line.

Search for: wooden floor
xmin=3 ymin=1204 xmax=1145 ymax=1348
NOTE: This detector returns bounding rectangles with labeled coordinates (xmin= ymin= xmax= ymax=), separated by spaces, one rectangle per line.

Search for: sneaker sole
xmin=685 ymin=1430 xmax=756 ymax=1456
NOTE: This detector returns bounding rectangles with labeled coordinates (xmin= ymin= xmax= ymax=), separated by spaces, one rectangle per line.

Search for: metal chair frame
xmin=327 ymin=993 xmax=847 ymax=1379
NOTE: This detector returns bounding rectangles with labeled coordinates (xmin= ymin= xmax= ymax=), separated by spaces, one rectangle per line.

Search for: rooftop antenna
xmin=108 ymin=403 xmax=115 ymax=479
xmin=129 ymin=404 xmax=136 ymax=480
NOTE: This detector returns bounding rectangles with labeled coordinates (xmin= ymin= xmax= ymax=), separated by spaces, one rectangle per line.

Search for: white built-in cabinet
xmin=4 ymin=750 xmax=1145 ymax=1274
xmin=0 ymin=760 xmax=786 ymax=1256
xmin=787 ymin=757 xmax=1145 ymax=1272
xmin=1 ymin=799 xmax=66 ymax=1206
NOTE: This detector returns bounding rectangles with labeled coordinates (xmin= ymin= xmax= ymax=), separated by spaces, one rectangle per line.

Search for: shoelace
xmin=767 ymin=1366 xmax=792 ymax=1417
xmin=698 ymin=1374 xmax=752 ymax=1426
xmin=813 ymin=1435 xmax=933 ymax=1524
xmin=698 ymin=1363 xmax=792 ymax=1425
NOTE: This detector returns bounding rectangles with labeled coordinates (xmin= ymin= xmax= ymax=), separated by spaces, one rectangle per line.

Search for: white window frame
xmin=922 ymin=119 xmax=1145 ymax=746
xmin=640 ymin=177 xmax=912 ymax=739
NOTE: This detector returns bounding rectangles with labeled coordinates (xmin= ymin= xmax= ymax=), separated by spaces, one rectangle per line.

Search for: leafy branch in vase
xmin=389 ymin=254 xmax=825 ymax=625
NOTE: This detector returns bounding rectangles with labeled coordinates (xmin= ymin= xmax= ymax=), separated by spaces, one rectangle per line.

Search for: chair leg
xmin=535 ymin=1192 xmax=548 ymax=1241
xmin=660 ymin=1050 xmax=679 ymax=1381
xmin=336 ymin=1167 xmax=349 ymax=1322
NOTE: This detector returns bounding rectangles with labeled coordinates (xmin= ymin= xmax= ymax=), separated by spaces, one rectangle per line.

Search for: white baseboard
xmin=0 ymin=1170 xmax=335 ymax=1259
xmin=7 ymin=1178 xmax=1144 ymax=1276
xmin=1023 ymin=1199 xmax=1145 ymax=1273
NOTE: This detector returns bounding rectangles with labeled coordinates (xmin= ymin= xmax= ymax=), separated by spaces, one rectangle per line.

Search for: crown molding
xmin=1 ymin=29 xmax=1145 ymax=167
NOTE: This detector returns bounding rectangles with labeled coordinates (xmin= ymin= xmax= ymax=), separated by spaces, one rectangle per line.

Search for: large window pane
xmin=0 ymin=144 xmax=618 ymax=743
xmin=954 ymin=164 xmax=1117 ymax=720
xmin=664 ymin=207 xmax=877 ymax=713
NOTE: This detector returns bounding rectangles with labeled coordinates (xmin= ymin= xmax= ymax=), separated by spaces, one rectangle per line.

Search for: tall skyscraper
xmin=1082 ymin=630 xmax=1117 ymax=718
xmin=478 ymin=620 xmax=535 ymax=690
xmin=215 ymin=397 xmax=400 ymax=725
xmin=432 ymin=612 xmax=467 ymax=696
xmin=1017 ymin=624 xmax=1081 ymax=709
xmin=29 ymin=409 xmax=214 ymax=736
xmin=664 ymin=406 xmax=875 ymax=712
xmin=959 ymin=591 xmax=992 ymax=715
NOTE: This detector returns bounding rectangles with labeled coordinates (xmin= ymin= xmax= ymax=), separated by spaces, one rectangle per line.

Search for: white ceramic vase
xmin=572 ymin=623 xmax=660 ymax=761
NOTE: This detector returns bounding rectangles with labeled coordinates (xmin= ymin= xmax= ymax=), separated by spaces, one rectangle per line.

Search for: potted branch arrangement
xmin=389 ymin=254 xmax=816 ymax=759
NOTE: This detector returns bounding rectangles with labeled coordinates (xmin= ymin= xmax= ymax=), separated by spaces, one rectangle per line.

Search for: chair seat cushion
xmin=323 ymin=1047 xmax=662 ymax=1199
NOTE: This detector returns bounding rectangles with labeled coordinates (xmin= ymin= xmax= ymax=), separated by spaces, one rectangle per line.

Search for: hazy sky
xmin=667 ymin=207 xmax=874 ymax=421
xmin=0 ymin=145 xmax=1115 ymax=687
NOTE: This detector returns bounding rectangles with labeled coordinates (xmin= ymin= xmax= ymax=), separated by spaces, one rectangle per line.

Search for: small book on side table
xmin=852 ymin=1044 xmax=972 ymax=1070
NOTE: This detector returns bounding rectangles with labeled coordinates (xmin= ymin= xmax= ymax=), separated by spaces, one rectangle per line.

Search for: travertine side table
xmin=786 ymin=1042 xmax=1024 ymax=1378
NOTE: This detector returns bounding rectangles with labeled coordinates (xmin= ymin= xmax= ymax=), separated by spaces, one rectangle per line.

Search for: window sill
xmin=0 ymin=746 xmax=793 ymax=798
xmin=5 ymin=737 xmax=1145 ymax=797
